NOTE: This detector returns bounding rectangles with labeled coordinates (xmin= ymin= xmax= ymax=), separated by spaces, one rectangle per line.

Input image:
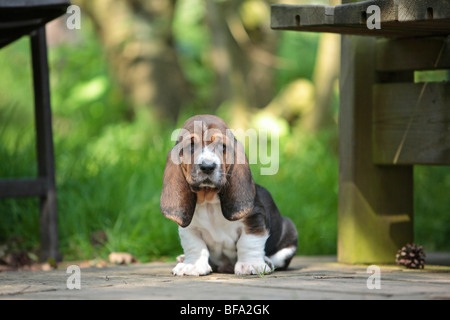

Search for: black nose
xmin=200 ymin=161 xmax=216 ymax=174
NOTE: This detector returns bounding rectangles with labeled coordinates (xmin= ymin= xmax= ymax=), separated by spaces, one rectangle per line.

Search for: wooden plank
xmin=398 ymin=0 xmax=450 ymax=21
xmin=338 ymin=19 xmax=413 ymax=264
xmin=333 ymin=0 xmax=397 ymax=25
xmin=376 ymin=37 xmax=450 ymax=72
xmin=271 ymin=4 xmax=334 ymax=29
xmin=0 ymin=1 xmax=69 ymax=49
xmin=373 ymin=83 xmax=450 ymax=165
xmin=0 ymin=178 xmax=48 ymax=198
xmin=1 ymin=257 xmax=450 ymax=299
xmin=271 ymin=0 xmax=450 ymax=37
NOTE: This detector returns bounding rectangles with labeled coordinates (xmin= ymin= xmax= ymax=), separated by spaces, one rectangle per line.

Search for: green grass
xmin=414 ymin=166 xmax=450 ymax=252
xmin=0 ymin=18 xmax=449 ymax=263
xmin=3 ymin=96 xmax=448 ymax=262
xmin=252 ymin=128 xmax=339 ymax=255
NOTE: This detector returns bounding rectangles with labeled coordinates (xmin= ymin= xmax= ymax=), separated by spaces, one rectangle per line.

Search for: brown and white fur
xmin=160 ymin=115 xmax=298 ymax=276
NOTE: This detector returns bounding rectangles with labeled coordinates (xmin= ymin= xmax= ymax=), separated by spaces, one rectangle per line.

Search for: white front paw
xmin=234 ymin=261 xmax=272 ymax=275
xmin=172 ymin=261 xmax=212 ymax=276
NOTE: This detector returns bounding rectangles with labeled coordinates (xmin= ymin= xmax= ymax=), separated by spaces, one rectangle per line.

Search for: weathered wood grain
xmin=1 ymin=257 xmax=449 ymax=300
xmin=338 ymin=33 xmax=413 ymax=264
xmin=376 ymin=37 xmax=450 ymax=72
xmin=373 ymin=83 xmax=450 ymax=165
xmin=333 ymin=0 xmax=397 ymax=25
xmin=398 ymin=0 xmax=450 ymax=21
xmin=273 ymin=0 xmax=449 ymax=266
xmin=271 ymin=4 xmax=334 ymax=28
xmin=271 ymin=0 xmax=450 ymax=37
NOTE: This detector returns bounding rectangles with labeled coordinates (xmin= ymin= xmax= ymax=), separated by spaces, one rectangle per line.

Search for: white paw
xmin=172 ymin=261 xmax=212 ymax=276
xmin=234 ymin=261 xmax=273 ymax=275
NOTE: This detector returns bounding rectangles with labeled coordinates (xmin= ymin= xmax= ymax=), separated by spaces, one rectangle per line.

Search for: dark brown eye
xmin=190 ymin=141 xmax=195 ymax=153
xmin=222 ymin=144 xmax=226 ymax=152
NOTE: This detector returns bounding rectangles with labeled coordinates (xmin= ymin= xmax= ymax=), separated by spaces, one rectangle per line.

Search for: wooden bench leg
xmin=30 ymin=27 xmax=61 ymax=262
xmin=338 ymin=35 xmax=413 ymax=264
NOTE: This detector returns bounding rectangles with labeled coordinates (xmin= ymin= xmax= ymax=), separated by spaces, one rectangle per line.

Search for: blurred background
xmin=0 ymin=0 xmax=449 ymax=264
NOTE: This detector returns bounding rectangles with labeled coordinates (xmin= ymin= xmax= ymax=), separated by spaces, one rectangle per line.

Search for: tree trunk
xmin=205 ymin=0 xmax=278 ymax=126
xmin=302 ymin=0 xmax=341 ymax=132
xmin=75 ymin=0 xmax=192 ymax=121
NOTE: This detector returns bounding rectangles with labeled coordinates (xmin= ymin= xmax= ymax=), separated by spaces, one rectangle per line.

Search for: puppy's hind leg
xmin=269 ymin=246 xmax=297 ymax=270
xmin=269 ymin=217 xmax=298 ymax=270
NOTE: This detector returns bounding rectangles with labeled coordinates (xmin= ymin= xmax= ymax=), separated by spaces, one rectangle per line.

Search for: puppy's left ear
xmin=160 ymin=148 xmax=196 ymax=228
xmin=219 ymin=139 xmax=256 ymax=221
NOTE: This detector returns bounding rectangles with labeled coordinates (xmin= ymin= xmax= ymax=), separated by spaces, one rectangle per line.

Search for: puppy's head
xmin=160 ymin=115 xmax=255 ymax=227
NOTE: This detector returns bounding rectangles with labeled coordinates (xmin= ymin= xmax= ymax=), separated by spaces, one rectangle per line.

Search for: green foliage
xmin=275 ymin=31 xmax=319 ymax=92
xmin=0 ymin=9 xmax=449 ymax=263
xmin=414 ymin=166 xmax=450 ymax=252
xmin=252 ymin=128 xmax=338 ymax=255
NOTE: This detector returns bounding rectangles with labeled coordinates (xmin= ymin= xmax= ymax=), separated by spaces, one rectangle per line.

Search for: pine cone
xmin=395 ymin=244 xmax=426 ymax=269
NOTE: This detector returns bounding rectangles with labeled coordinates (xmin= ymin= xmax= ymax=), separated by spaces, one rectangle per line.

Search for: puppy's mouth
xmin=189 ymin=180 xmax=220 ymax=193
xmin=190 ymin=183 xmax=220 ymax=204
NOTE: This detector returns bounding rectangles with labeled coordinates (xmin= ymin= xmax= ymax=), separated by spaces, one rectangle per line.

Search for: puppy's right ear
xmin=160 ymin=148 xmax=196 ymax=228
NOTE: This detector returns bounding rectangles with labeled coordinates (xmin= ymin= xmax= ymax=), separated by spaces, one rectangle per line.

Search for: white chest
xmin=184 ymin=196 xmax=243 ymax=267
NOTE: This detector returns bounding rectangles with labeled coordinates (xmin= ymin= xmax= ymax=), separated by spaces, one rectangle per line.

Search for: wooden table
xmin=0 ymin=0 xmax=70 ymax=262
xmin=272 ymin=0 xmax=450 ymax=264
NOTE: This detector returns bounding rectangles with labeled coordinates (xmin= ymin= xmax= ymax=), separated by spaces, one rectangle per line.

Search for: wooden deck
xmin=1 ymin=256 xmax=449 ymax=300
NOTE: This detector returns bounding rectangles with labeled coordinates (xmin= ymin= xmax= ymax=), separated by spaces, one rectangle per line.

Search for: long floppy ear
xmin=219 ymin=139 xmax=256 ymax=221
xmin=160 ymin=148 xmax=196 ymax=228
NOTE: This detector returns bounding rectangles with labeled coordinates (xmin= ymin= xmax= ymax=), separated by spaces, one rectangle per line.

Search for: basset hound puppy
xmin=160 ymin=115 xmax=298 ymax=276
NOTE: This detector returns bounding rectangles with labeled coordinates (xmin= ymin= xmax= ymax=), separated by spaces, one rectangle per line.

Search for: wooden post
xmin=30 ymin=27 xmax=61 ymax=262
xmin=338 ymin=0 xmax=414 ymax=264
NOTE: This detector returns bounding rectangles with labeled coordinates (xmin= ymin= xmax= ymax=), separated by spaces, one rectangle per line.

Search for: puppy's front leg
xmin=235 ymin=232 xmax=272 ymax=275
xmin=172 ymin=227 xmax=212 ymax=276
